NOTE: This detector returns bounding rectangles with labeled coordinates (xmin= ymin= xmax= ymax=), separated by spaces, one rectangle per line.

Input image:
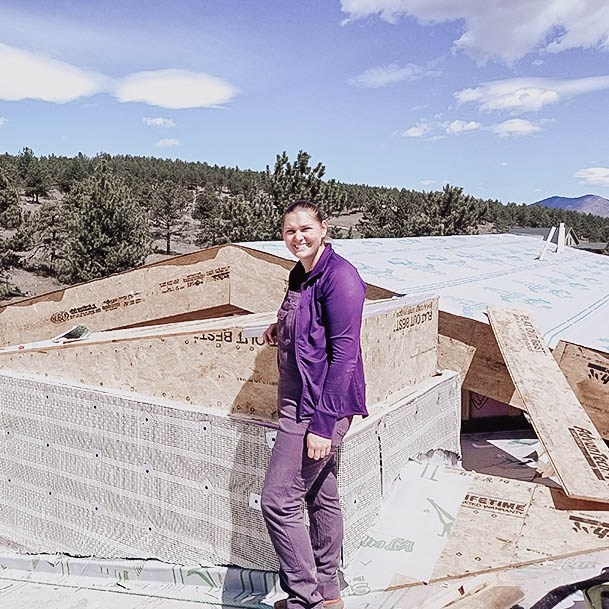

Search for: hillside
xmin=532 ymin=195 xmax=609 ymax=217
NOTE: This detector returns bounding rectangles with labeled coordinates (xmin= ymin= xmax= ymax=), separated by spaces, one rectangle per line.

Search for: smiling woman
xmin=261 ymin=200 xmax=367 ymax=609
xmin=281 ymin=201 xmax=328 ymax=272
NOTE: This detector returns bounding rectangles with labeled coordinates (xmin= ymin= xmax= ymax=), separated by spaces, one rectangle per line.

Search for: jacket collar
xmin=292 ymin=242 xmax=333 ymax=285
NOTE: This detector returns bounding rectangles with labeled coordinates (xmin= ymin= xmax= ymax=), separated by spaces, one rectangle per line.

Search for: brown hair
xmin=282 ymin=200 xmax=325 ymax=224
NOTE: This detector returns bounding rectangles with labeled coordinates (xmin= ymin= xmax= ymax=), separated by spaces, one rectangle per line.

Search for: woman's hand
xmin=263 ymin=323 xmax=278 ymax=345
xmin=306 ymin=432 xmax=332 ymax=460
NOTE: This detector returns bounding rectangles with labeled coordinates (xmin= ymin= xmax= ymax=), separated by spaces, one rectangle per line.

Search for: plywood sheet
xmin=432 ymin=472 xmax=532 ymax=578
xmin=362 ymin=297 xmax=438 ymax=404
xmin=0 ymin=245 xmax=292 ymax=347
xmin=0 ymin=296 xmax=438 ymax=420
xmin=433 ymin=471 xmax=609 ymax=581
xmin=438 ymin=312 xmax=524 ymax=412
xmin=553 ymin=340 xmax=609 ymax=439
xmin=487 ymin=307 xmax=609 ymax=503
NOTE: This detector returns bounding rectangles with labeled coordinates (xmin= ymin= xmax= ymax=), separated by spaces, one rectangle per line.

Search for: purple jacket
xmin=289 ymin=243 xmax=368 ymax=439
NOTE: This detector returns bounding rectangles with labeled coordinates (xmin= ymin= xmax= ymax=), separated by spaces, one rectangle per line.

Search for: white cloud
xmin=155 ymin=138 xmax=182 ymax=148
xmin=351 ymin=61 xmax=441 ymax=88
xmin=0 ymin=116 xmax=7 ymax=127
xmin=340 ymin=1 xmax=609 ymax=63
xmin=445 ymin=119 xmax=481 ymax=134
xmin=403 ymin=121 xmax=431 ymax=137
xmin=116 ymin=69 xmax=238 ymax=109
xmin=499 ymin=161 xmax=509 ymax=167
xmin=491 ymin=118 xmax=541 ymax=137
xmin=574 ymin=166 xmax=609 ymax=187
xmin=143 ymin=116 xmax=176 ymax=128
xmin=0 ymin=43 xmax=238 ymax=110
xmin=419 ymin=179 xmax=437 ymax=186
xmin=455 ymin=76 xmax=609 ymax=113
xmin=0 ymin=42 xmax=106 ymax=103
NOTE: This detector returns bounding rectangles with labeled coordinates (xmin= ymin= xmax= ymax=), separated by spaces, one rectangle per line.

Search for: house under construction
xmin=0 ymin=232 xmax=608 ymax=608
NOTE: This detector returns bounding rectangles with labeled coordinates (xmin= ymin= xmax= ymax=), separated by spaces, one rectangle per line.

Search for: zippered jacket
xmin=289 ymin=243 xmax=368 ymax=438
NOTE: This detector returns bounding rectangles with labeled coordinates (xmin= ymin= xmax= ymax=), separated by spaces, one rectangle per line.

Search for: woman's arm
xmin=307 ymin=266 xmax=365 ymax=439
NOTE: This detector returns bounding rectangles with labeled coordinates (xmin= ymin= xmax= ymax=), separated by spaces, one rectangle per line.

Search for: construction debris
xmin=488 ymin=307 xmax=609 ymax=503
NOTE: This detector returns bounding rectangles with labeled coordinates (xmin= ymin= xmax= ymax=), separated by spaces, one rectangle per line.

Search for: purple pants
xmin=261 ymin=403 xmax=351 ymax=609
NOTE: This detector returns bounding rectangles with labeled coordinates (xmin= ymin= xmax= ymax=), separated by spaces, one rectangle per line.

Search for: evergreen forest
xmin=1 ymin=147 xmax=608 ymax=298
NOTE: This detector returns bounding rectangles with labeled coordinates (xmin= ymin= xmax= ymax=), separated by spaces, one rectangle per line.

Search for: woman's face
xmin=282 ymin=209 xmax=328 ymax=270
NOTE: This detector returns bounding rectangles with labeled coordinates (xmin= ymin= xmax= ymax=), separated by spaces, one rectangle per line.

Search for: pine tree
xmin=22 ymin=200 xmax=66 ymax=272
xmin=17 ymin=147 xmax=35 ymax=182
xmin=60 ymin=159 xmax=152 ymax=283
xmin=423 ymin=184 xmax=487 ymax=236
xmin=357 ymin=184 xmax=486 ymax=238
xmin=23 ymin=159 xmax=49 ymax=203
xmin=265 ymin=150 xmax=347 ymax=217
xmin=148 ymin=180 xmax=191 ymax=254
xmin=196 ymin=192 xmax=277 ymax=247
xmin=192 ymin=189 xmax=222 ymax=223
xmin=0 ymin=167 xmax=21 ymax=228
xmin=358 ymin=188 xmax=429 ymax=237
xmin=57 ymin=152 xmax=92 ymax=193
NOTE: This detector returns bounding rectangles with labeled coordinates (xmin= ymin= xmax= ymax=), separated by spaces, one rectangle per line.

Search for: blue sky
xmin=1 ymin=1 xmax=609 ymax=204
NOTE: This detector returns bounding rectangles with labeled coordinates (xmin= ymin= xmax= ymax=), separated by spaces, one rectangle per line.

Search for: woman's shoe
xmin=274 ymin=599 xmax=344 ymax=609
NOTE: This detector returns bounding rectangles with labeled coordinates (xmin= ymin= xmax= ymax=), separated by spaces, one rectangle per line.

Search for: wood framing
xmin=0 ymin=296 xmax=438 ymax=420
xmin=553 ymin=340 xmax=609 ymax=439
xmin=0 ymin=245 xmax=290 ymax=346
xmin=0 ymin=244 xmax=394 ymax=348
xmin=487 ymin=307 xmax=609 ymax=503
xmin=437 ymin=311 xmax=524 ymax=411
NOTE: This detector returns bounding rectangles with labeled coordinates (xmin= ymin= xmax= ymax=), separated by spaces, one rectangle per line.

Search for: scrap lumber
xmin=414 ymin=573 xmax=522 ymax=609
xmin=553 ymin=340 xmax=609 ymax=439
xmin=0 ymin=296 xmax=438 ymax=422
xmin=487 ymin=307 xmax=609 ymax=503
xmin=443 ymin=584 xmax=524 ymax=609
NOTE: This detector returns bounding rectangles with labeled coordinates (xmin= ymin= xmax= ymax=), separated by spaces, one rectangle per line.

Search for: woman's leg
xmin=261 ymin=411 xmax=329 ymax=609
xmin=305 ymin=416 xmax=351 ymax=601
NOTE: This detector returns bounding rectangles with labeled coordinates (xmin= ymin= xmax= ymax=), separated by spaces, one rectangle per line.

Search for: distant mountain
xmin=531 ymin=194 xmax=609 ymax=217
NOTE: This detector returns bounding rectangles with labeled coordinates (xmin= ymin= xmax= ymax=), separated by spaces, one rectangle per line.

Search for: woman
xmin=261 ymin=200 xmax=367 ymax=609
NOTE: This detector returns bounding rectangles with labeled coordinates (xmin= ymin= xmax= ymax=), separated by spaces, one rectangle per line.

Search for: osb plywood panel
xmin=0 ymin=312 xmax=279 ymax=421
xmin=362 ymin=298 xmax=438 ymax=404
xmin=229 ymin=249 xmax=395 ymax=313
xmin=0 ymin=245 xmax=291 ymax=347
xmin=487 ymin=307 xmax=609 ymax=503
xmin=514 ymin=485 xmax=609 ymax=564
xmin=432 ymin=472 xmax=532 ymax=578
xmin=553 ymin=340 xmax=609 ymax=440
xmin=0 ymin=297 xmax=438 ymax=421
xmin=438 ymin=312 xmax=523 ymax=411
xmin=433 ymin=472 xmax=609 ymax=582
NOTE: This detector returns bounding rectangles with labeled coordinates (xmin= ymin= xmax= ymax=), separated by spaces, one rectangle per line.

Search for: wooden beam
xmin=487 ymin=307 xmax=609 ymax=503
